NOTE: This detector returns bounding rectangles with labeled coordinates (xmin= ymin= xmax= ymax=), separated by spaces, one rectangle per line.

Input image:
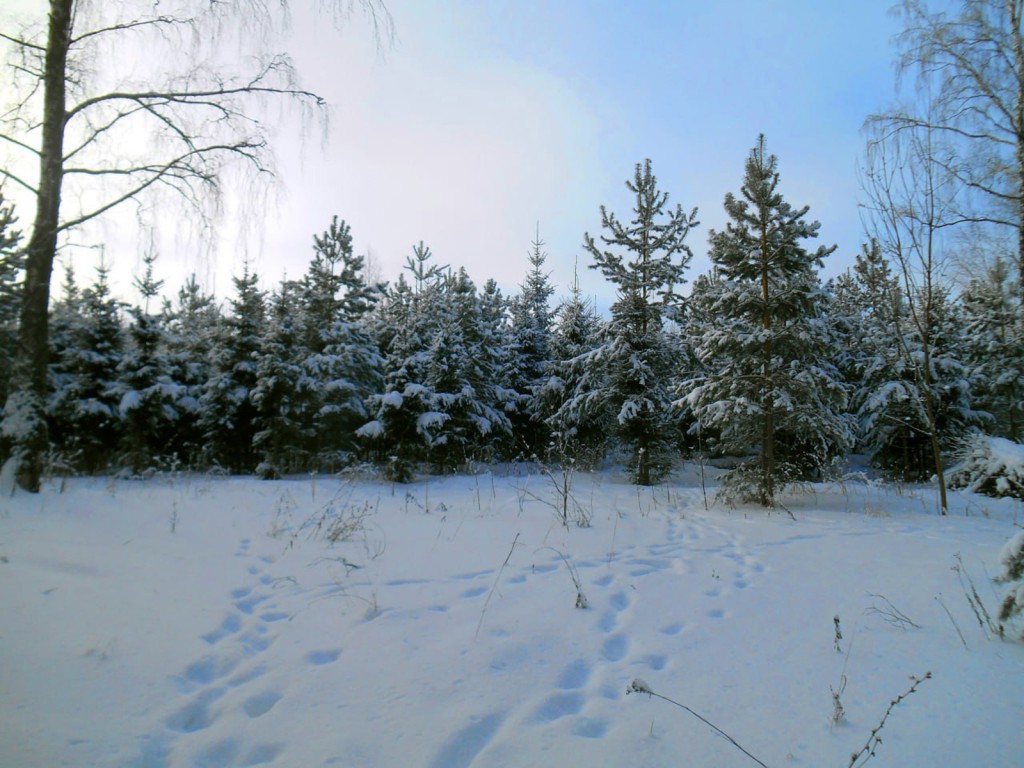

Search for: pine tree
xmin=686 ymin=135 xmax=852 ymax=506
xmin=575 ymin=158 xmax=698 ymax=484
xmin=200 ymin=264 xmax=265 ymax=472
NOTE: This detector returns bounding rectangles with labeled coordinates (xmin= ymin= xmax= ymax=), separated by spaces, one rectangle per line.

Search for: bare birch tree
xmin=862 ymin=120 xmax=960 ymax=514
xmin=873 ymin=0 xmax=1024 ymax=306
xmin=0 ymin=0 xmax=391 ymax=491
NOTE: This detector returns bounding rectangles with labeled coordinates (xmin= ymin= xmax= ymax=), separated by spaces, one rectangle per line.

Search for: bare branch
xmin=0 ymin=131 xmax=41 ymax=157
xmin=0 ymin=167 xmax=38 ymax=195
xmin=0 ymin=31 xmax=45 ymax=52
xmin=56 ymin=139 xmax=269 ymax=232
xmin=68 ymin=15 xmax=194 ymax=46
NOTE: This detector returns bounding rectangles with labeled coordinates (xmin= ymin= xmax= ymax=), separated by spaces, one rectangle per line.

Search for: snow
xmin=355 ymin=420 xmax=385 ymax=439
xmin=1 ymin=469 xmax=1022 ymax=768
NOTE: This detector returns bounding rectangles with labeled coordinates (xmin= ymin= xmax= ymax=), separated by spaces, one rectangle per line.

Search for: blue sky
xmin=2 ymin=0 xmax=922 ymax=307
xmin=256 ymin=0 xmax=911 ymax=310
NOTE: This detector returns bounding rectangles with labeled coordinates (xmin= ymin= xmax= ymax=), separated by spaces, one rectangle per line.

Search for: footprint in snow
xmin=643 ymin=654 xmax=668 ymax=671
xmin=180 ymin=656 xmax=239 ymax=688
xmin=305 ymin=648 xmax=342 ymax=666
xmin=235 ymin=592 xmax=271 ymax=614
xmin=427 ymin=712 xmax=506 ymax=768
xmin=258 ymin=610 xmax=290 ymax=623
xmin=165 ymin=687 xmax=225 ymax=733
xmin=532 ymin=691 xmax=584 ymax=723
xmin=453 ymin=569 xmax=494 ymax=581
xmin=601 ymin=633 xmax=628 ymax=662
xmin=555 ymin=659 xmax=592 ymax=690
xmin=243 ymin=743 xmax=283 ymax=766
xmin=242 ymin=690 xmax=282 ymax=719
xmin=201 ymin=612 xmax=242 ymax=645
xmin=572 ymin=717 xmax=609 ymax=739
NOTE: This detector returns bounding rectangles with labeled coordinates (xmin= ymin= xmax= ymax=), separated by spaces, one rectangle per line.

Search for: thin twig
xmin=474 ymin=532 xmax=520 ymax=639
xmin=848 ymin=672 xmax=931 ymax=768
xmin=627 ymin=679 xmax=769 ymax=768
xmin=865 ymin=593 xmax=922 ymax=629
xmin=935 ymin=594 xmax=968 ymax=650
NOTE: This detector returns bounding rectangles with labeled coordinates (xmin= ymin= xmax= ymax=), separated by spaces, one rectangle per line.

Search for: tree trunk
xmin=2 ymin=0 xmax=72 ymax=492
xmin=760 ymin=212 xmax=775 ymax=507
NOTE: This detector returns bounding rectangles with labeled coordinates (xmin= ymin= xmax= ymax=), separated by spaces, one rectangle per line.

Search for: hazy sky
xmin=262 ymin=0 xmax=911 ymax=310
xmin=4 ymin=0 xmax=928 ymax=309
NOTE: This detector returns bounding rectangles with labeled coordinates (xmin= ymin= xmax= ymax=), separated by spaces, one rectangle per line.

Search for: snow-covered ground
xmin=1 ymin=467 xmax=1022 ymax=768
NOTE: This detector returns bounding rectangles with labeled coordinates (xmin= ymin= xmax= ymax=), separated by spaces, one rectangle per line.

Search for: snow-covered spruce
xmin=948 ymin=434 xmax=1024 ymax=500
xmin=997 ymin=530 xmax=1024 ymax=638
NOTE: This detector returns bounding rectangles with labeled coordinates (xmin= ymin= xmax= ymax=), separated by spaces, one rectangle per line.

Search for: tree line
xmin=3 ymin=0 xmax=1024 ymax=509
xmin=0 ymin=138 xmax=1019 ymax=508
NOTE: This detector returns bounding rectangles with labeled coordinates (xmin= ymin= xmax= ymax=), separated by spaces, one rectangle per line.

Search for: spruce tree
xmin=162 ymin=274 xmax=221 ymax=467
xmin=686 ymin=136 xmax=852 ymax=506
xmin=833 ymin=242 xmax=981 ymax=479
xmin=545 ymin=268 xmax=607 ymax=467
xmin=303 ymin=218 xmax=383 ymax=467
xmin=575 ymin=158 xmax=698 ymax=484
xmin=423 ymin=269 xmax=511 ymax=471
xmin=360 ymin=246 xmax=446 ymax=481
xmin=118 ymin=250 xmax=175 ymax=473
xmin=252 ymin=279 xmax=310 ymax=477
xmin=960 ymin=256 xmax=1023 ymax=441
xmin=0 ymin=193 xmax=23 ymax=411
xmin=508 ymin=228 xmax=556 ymax=458
xmin=47 ymin=264 xmax=124 ymax=473
xmin=200 ymin=264 xmax=265 ymax=472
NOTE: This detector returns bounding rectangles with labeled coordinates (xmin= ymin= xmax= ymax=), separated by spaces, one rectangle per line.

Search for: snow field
xmin=1 ymin=470 xmax=1022 ymax=767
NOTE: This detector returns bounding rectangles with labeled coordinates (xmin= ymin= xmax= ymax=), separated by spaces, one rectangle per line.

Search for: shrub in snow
xmin=948 ymin=434 xmax=1024 ymax=500
xmin=997 ymin=530 xmax=1024 ymax=639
